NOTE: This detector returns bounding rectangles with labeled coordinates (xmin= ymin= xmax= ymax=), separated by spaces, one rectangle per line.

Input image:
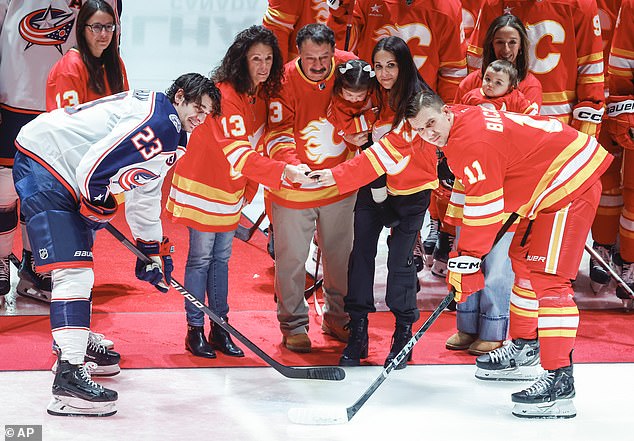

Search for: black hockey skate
xmin=52 ymin=337 xmax=121 ymax=376
xmin=613 ymin=254 xmax=634 ymax=311
xmin=16 ymin=250 xmax=52 ymax=302
xmin=422 ymin=217 xmax=439 ymax=268
xmin=47 ymin=360 xmax=117 ymax=417
xmin=511 ymin=364 xmax=576 ymax=419
xmin=475 ymin=338 xmax=543 ymax=381
xmin=588 ymin=242 xmax=612 ymax=293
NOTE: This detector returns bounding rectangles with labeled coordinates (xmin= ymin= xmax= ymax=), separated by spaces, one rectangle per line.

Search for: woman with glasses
xmin=47 ymin=0 xmax=128 ymax=110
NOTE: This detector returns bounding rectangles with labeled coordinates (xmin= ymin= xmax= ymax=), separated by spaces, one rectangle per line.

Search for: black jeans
xmin=345 ymin=185 xmax=430 ymax=324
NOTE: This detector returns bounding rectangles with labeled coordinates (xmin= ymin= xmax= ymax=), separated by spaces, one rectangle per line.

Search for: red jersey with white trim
xmin=444 ymin=105 xmax=611 ymax=258
xmin=326 ymin=91 xmax=376 ymax=137
xmin=597 ymin=0 xmax=622 ymax=83
xmin=46 ymin=48 xmax=129 ymax=111
xmin=167 ymin=82 xmax=286 ymax=232
xmin=462 ymin=0 xmax=485 ymax=42
xmin=607 ymin=0 xmax=634 ymax=96
xmin=265 ymin=49 xmax=358 ymax=209
xmin=461 ymin=87 xmax=539 ymax=114
xmin=15 ymin=90 xmax=185 ymax=242
xmin=455 ymin=70 xmax=542 ymax=106
xmin=467 ymin=0 xmax=604 ymax=121
xmin=328 ymin=0 xmax=467 ymax=102
xmin=262 ymin=0 xmax=329 ymax=63
xmin=331 ymin=119 xmax=438 ymax=196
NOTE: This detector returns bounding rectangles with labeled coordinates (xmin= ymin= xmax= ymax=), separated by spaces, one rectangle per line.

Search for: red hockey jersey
xmin=462 ymin=0 xmax=485 ymax=42
xmin=467 ymin=0 xmax=604 ymax=121
xmin=167 ymin=82 xmax=286 ymax=232
xmin=262 ymin=0 xmax=330 ymax=63
xmin=46 ymin=49 xmax=129 ymax=111
xmin=265 ymin=50 xmax=358 ymax=209
xmin=455 ymin=70 xmax=542 ymax=107
xmin=328 ymin=0 xmax=467 ymax=102
xmin=327 ymin=91 xmax=377 ymax=137
xmin=597 ymin=0 xmax=623 ymax=83
xmin=460 ymin=87 xmax=539 ymax=114
xmin=607 ymin=0 xmax=634 ymax=96
xmin=444 ymin=105 xmax=611 ymax=258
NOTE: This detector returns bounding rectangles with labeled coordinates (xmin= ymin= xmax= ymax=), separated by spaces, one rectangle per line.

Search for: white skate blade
xmin=51 ymin=360 xmax=120 ymax=377
xmin=512 ymin=399 xmax=576 ymax=419
xmin=288 ymin=406 xmax=349 ymax=425
xmin=475 ymin=364 xmax=544 ymax=381
xmin=47 ymin=396 xmax=117 ymax=417
xmin=16 ymin=279 xmax=51 ymax=302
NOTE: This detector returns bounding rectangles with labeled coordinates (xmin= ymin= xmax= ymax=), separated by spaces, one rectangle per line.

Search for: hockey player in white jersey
xmin=13 ymin=73 xmax=220 ymax=417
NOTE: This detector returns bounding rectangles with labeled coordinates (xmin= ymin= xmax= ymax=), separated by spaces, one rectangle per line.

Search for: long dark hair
xmin=212 ymin=25 xmax=284 ymax=100
xmin=372 ymin=36 xmax=430 ymax=127
xmin=481 ymin=14 xmax=530 ymax=82
xmin=75 ymin=0 xmax=125 ymax=95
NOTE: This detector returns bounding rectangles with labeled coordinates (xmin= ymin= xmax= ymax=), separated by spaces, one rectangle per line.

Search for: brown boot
xmin=282 ymin=333 xmax=311 ymax=353
xmin=445 ymin=331 xmax=477 ymax=350
xmin=468 ymin=339 xmax=502 ymax=356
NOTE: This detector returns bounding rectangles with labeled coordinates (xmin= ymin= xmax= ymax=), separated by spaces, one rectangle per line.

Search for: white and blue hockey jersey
xmin=15 ymin=90 xmax=187 ymax=241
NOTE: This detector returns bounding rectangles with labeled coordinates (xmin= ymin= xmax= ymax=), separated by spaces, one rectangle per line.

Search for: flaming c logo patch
xmin=19 ymin=5 xmax=75 ymax=53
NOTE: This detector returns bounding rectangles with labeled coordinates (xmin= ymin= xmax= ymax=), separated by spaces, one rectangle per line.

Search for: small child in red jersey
xmin=461 ymin=60 xmax=539 ymax=114
xmin=327 ymin=59 xmax=398 ymax=227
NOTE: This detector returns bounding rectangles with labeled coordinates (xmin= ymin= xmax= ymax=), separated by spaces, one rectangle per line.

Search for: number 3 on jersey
xmin=132 ymin=126 xmax=163 ymax=160
xmin=221 ymin=115 xmax=246 ymax=137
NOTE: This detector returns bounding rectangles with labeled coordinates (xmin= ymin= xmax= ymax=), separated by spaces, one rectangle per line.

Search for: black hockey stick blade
xmin=288 ymin=291 xmax=454 ymax=424
xmin=234 ymin=211 xmax=267 ymax=242
xmin=105 ymin=223 xmax=345 ymax=382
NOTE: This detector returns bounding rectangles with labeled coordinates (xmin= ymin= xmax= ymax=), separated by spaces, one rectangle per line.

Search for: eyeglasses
xmin=85 ymin=23 xmax=117 ymax=34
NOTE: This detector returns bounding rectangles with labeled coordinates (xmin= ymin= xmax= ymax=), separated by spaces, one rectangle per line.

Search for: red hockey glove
xmin=571 ymin=101 xmax=604 ymax=138
xmin=605 ymin=96 xmax=634 ymax=150
xmin=135 ymin=237 xmax=174 ymax=293
xmin=446 ymin=252 xmax=484 ymax=303
xmin=79 ymin=193 xmax=118 ymax=230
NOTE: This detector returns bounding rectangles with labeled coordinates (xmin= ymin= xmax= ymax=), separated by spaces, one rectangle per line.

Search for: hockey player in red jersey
xmin=13 ymin=74 xmax=220 ymax=417
xmin=263 ymin=0 xmax=330 ymax=62
xmin=462 ymin=0 xmax=486 ymax=42
xmin=407 ymin=91 xmax=612 ymax=418
xmin=603 ymin=0 xmax=634 ymax=307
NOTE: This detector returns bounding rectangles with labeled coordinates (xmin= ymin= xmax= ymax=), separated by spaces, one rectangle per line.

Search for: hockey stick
xmin=234 ymin=211 xmax=267 ymax=242
xmin=105 ymin=223 xmax=345 ymax=381
xmin=343 ymin=0 xmax=356 ymax=51
xmin=584 ymin=243 xmax=634 ymax=299
xmin=288 ymin=213 xmax=519 ymax=424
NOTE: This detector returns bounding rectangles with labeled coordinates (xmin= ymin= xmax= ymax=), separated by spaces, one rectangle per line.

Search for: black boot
xmin=375 ymin=201 xmax=400 ymax=228
xmin=339 ymin=317 xmax=369 ymax=366
xmin=185 ymin=325 xmax=216 ymax=359
xmin=384 ymin=322 xmax=413 ymax=370
xmin=210 ymin=320 xmax=244 ymax=357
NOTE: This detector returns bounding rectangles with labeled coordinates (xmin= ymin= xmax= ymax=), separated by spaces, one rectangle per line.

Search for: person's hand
xmin=308 ymin=169 xmax=335 ymax=186
xmin=283 ymin=164 xmax=313 ymax=184
xmin=343 ymin=131 xmax=370 ymax=147
xmin=78 ymin=193 xmax=118 ymax=230
xmin=135 ymin=237 xmax=174 ymax=293
xmin=446 ymin=252 xmax=484 ymax=303
xmin=571 ymin=101 xmax=604 ymax=138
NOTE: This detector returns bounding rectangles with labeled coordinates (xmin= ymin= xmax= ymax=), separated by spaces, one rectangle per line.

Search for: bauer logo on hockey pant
xmin=447 ymin=255 xmax=481 ymax=274
xmin=526 ymin=254 xmax=546 ymax=262
xmin=74 ymin=250 xmax=93 ymax=258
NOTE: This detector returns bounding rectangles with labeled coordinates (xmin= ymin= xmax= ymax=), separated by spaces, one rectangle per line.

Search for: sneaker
xmin=47 ymin=360 xmax=117 ymax=417
xmin=475 ymin=338 xmax=543 ymax=381
xmin=511 ymin=365 xmax=576 ymax=419
xmin=16 ymin=250 xmax=52 ymax=302
xmin=422 ymin=218 xmax=439 ymax=267
xmin=445 ymin=331 xmax=477 ymax=351
xmin=0 ymin=256 xmax=9 ymax=296
xmin=52 ymin=339 xmax=121 ymax=376
xmin=431 ymin=231 xmax=455 ymax=278
xmin=589 ymin=242 xmax=613 ymax=292
xmin=468 ymin=339 xmax=503 ymax=356
xmin=282 ymin=333 xmax=311 ymax=353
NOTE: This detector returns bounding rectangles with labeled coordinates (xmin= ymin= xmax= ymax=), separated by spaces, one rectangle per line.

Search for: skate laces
xmin=487 ymin=340 xmax=518 ymax=364
xmin=0 ymin=257 xmax=9 ymax=282
xmin=591 ymin=245 xmax=611 ymax=270
xmin=621 ymin=262 xmax=634 ymax=284
xmin=80 ymin=362 xmax=103 ymax=390
xmin=87 ymin=337 xmax=108 ymax=354
xmin=522 ymin=371 xmax=555 ymax=396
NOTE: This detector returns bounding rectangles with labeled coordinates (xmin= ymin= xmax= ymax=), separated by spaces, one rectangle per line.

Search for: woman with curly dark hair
xmin=166 ymin=25 xmax=310 ymax=359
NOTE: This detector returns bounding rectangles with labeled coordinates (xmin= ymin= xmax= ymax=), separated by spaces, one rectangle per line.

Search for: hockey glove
xmin=605 ymin=96 xmax=634 ymax=150
xmin=571 ymin=101 xmax=604 ymax=138
xmin=446 ymin=252 xmax=484 ymax=303
xmin=135 ymin=237 xmax=174 ymax=293
xmin=79 ymin=193 xmax=118 ymax=230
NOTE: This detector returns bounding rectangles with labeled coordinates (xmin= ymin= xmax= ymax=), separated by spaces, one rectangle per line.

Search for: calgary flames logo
xmin=374 ymin=23 xmax=431 ymax=70
xmin=117 ymin=168 xmax=160 ymax=191
xmin=300 ymin=118 xmax=347 ymax=164
xmin=312 ymin=0 xmax=329 ymax=24
xmin=19 ymin=5 xmax=75 ymax=53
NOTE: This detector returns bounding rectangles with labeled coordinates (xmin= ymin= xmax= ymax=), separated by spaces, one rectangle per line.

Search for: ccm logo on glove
xmin=447 ymin=255 xmax=481 ymax=274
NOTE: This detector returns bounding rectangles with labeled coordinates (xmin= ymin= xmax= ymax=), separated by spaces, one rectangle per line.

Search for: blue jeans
xmin=183 ymin=227 xmax=235 ymax=326
xmin=456 ymin=228 xmax=514 ymax=341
